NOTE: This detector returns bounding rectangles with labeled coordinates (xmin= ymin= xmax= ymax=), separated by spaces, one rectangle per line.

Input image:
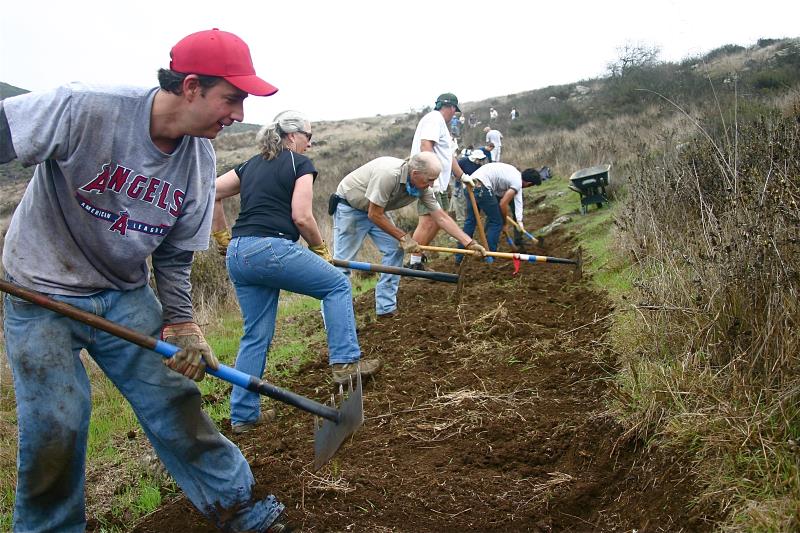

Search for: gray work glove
xmin=399 ymin=233 xmax=422 ymax=253
xmin=466 ymin=240 xmax=487 ymax=258
xmin=162 ymin=322 xmax=220 ymax=382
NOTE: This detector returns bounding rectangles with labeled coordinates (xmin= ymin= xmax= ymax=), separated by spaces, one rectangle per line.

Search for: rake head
xmin=313 ymin=371 xmax=364 ymax=470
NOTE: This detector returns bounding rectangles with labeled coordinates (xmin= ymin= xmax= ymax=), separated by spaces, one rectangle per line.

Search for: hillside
xmin=1 ymin=36 xmax=799 ymax=532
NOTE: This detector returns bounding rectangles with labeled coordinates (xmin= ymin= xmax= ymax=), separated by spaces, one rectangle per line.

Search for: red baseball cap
xmin=170 ymin=28 xmax=278 ymax=97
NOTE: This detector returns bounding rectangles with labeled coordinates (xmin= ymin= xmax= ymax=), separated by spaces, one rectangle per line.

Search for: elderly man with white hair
xmin=331 ymin=152 xmax=485 ymax=318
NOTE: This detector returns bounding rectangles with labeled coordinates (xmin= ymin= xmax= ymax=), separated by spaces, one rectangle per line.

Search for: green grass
xmin=526 ymin=175 xmax=631 ymax=296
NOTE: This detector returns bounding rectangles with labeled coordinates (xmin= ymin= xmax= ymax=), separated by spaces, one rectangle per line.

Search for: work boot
xmin=264 ymin=511 xmax=293 ymax=533
xmin=377 ymin=310 xmax=398 ymax=319
xmin=231 ymin=409 xmax=277 ymax=434
xmin=331 ymin=359 xmax=382 ymax=385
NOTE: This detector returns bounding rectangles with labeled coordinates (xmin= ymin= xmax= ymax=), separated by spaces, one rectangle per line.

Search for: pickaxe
xmin=506 ymin=216 xmax=543 ymax=246
xmin=419 ymin=244 xmax=582 ymax=279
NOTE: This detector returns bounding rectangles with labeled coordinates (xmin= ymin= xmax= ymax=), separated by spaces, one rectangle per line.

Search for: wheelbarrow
xmin=568 ymin=164 xmax=611 ymax=214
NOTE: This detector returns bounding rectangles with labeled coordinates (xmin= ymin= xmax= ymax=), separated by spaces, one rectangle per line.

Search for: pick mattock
xmin=0 ymin=279 xmax=362 ymax=471
xmin=465 ymin=183 xmax=490 ymax=249
xmin=419 ymin=244 xmax=583 ymax=280
xmin=506 ymin=216 xmax=543 ymax=246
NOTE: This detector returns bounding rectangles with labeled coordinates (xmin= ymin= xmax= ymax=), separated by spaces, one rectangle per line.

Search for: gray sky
xmin=1 ymin=0 xmax=798 ymax=124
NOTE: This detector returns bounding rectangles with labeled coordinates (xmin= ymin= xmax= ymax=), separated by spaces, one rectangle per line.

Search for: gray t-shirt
xmin=336 ymin=156 xmax=439 ymax=212
xmin=2 ymin=83 xmax=215 ymax=295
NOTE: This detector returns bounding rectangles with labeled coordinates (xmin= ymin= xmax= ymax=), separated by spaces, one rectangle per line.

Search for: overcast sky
xmin=1 ymin=0 xmax=797 ymax=125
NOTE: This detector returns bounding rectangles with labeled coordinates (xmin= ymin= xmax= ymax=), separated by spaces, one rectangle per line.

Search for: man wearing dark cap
xmin=0 ymin=29 xmax=291 ymax=532
xmin=406 ymin=92 xmax=468 ymax=269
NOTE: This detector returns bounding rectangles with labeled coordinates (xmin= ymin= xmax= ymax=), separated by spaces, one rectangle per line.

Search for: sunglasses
xmin=297 ymin=130 xmax=313 ymax=142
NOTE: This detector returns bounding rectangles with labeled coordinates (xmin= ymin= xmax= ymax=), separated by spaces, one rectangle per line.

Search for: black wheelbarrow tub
xmin=568 ymin=164 xmax=612 ymax=214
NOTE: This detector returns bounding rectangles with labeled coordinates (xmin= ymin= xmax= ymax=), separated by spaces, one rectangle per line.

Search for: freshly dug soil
xmin=132 ymin=210 xmax=709 ymax=532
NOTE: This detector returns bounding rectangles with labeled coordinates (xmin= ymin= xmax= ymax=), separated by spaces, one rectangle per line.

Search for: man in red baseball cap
xmin=0 ymin=29 xmax=290 ymax=532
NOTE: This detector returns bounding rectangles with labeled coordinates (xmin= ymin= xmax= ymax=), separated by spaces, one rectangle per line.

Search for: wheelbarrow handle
xmin=0 ymin=279 xmax=340 ymax=422
xmin=332 ymin=258 xmax=458 ymax=284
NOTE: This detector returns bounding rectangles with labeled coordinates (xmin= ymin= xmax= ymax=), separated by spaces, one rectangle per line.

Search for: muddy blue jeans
xmin=3 ymin=282 xmax=283 ymax=532
xmin=332 ymin=203 xmax=405 ymax=316
xmin=456 ymin=184 xmax=503 ymax=263
xmin=226 ymin=236 xmax=361 ymax=425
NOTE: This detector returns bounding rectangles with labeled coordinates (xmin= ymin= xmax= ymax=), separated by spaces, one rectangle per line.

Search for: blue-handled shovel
xmin=0 ymin=278 xmax=362 ymax=470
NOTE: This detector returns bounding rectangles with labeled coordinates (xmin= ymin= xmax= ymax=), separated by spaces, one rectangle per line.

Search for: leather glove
xmin=461 ymin=174 xmax=475 ymax=186
xmin=309 ymin=240 xmax=333 ymax=263
xmin=211 ymin=229 xmax=231 ymax=257
xmin=398 ymin=233 xmax=421 ymax=253
xmin=466 ymin=240 xmax=487 ymax=257
xmin=162 ymin=322 xmax=219 ymax=382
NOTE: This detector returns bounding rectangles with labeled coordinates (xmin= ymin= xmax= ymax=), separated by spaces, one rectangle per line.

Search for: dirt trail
xmin=132 ymin=211 xmax=707 ymax=533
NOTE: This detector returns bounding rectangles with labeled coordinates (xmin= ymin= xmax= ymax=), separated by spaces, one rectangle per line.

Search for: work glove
xmin=162 ymin=322 xmax=220 ymax=382
xmin=517 ymin=221 xmax=526 ymax=233
xmin=309 ymin=240 xmax=333 ymax=263
xmin=211 ymin=229 xmax=231 ymax=257
xmin=461 ymin=174 xmax=475 ymax=186
xmin=466 ymin=240 xmax=487 ymax=257
xmin=398 ymin=233 xmax=421 ymax=253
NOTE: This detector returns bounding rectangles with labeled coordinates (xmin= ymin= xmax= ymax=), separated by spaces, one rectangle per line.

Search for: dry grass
xmin=611 ymin=94 xmax=800 ymax=530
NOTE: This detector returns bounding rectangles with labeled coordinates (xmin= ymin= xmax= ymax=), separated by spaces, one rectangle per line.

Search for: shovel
xmin=332 ymin=258 xmax=458 ymax=284
xmin=0 ymin=279 xmax=362 ymax=470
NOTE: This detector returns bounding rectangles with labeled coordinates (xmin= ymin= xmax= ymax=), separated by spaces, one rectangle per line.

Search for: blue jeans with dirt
xmin=332 ymin=203 xmax=405 ymax=316
xmin=226 ymin=236 xmax=361 ymax=425
xmin=3 ymin=282 xmax=283 ymax=533
xmin=457 ymin=185 xmax=503 ymax=264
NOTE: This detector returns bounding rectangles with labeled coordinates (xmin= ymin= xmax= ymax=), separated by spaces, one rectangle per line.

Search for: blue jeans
xmin=457 ymin=185 xmax=503 ymax=263
xmin=3 ymin=282 xmax=283 ymax=533
xmin=226 ymin=236 xmax=360 ymax=425
xmin=332 ymin=203 xmax=405 ymax=316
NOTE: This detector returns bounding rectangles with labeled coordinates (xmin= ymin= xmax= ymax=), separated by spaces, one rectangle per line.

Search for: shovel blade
xmin=313 ymin=371 xmax=364 ymax=470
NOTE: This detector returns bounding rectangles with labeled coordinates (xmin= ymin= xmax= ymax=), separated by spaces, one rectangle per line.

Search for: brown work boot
xmin=231 ymin=409 xmax=276 ymax=434
xmin=331 ymin=359 xmax=382 ymax=385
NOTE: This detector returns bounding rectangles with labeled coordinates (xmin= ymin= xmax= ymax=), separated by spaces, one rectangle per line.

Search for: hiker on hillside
xmin=405 ymin=93 xmax=468 ymax=271
xmin=211 ymin=110 xmax=381 ymax=433
xmin=0 ymin=29 xmax=293 ymax=533
xmin=483 ymin=127 xmax=504 ymax=162
xmin=458 ymin=163 xmax=541 ymax=263
xmin=330 ymin=152 xmax=486 ymax=318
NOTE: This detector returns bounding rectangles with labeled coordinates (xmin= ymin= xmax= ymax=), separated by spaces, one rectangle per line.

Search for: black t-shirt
xmin=231 ymin=150 xmax=318 ymax=242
